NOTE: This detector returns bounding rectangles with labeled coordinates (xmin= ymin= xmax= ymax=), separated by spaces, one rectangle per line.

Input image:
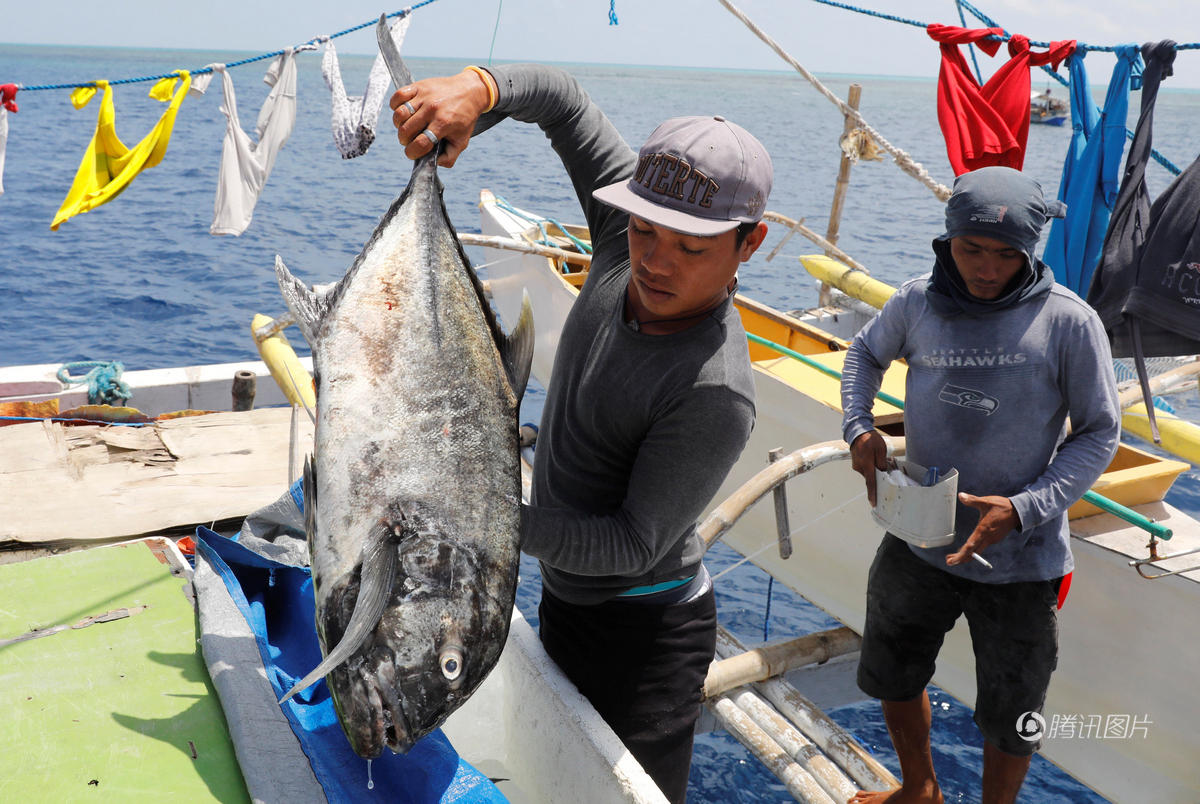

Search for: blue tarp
xmin=1042 ymin=44 xmax=1142 ymax=295
xmin=195 ymin=524 xmax=507 ymax=804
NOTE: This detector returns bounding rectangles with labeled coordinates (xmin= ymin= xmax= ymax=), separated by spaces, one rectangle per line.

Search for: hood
xmin=926 ymin=236 xmax=1055 ymax=317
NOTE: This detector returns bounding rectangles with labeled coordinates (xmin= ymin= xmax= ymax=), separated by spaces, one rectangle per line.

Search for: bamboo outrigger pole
xmin=706 ymin=694 xmax=840 ymax=803
xmin=820 ymin=83 xmax=864 ymax=307
xmin=716 ymin=628 xmax=899 ymax=793
xmin=1117 ymin=360 xmax=1200 ymax=410
xmin=704 ymin=626 xmax=862 ymax=700
xmin=458 ymin=233 xmax=592 ymax=267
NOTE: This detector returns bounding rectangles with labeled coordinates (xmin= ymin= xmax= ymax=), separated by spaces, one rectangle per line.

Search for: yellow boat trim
xmin=1068 ymin=442 xmax=1190 ymax=519
xmin=799 ymin=254 xmax=895 ymax=310
xmin=1122 ymin=404 xmax=1200 ymax=467
xmin=754 ymin=349 xmax=906 ymax=420
xmin=251 ymin=313 xmax=316 ymax=410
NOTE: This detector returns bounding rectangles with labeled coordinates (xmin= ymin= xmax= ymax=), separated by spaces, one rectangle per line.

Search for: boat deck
xmin=0 ymin=538 xmax=249 ymax=802
xmin=0 ymin=408 xmax=312 ymax=557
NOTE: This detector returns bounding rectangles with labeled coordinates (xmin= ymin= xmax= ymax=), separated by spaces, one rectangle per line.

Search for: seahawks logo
xmin=938 ymin=383 xmax=998 ymax=415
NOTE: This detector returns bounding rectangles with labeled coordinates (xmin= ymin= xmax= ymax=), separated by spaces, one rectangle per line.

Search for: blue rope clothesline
xmin=808 ymin=0 xmax=1200 ymax=52
xmin=9 ymin=0 xmax=1193 ymax=176
xmin=16 ymin=2 xmax=442 ymax=92
xmin=955 ymin=0 xmax=985 ymax=84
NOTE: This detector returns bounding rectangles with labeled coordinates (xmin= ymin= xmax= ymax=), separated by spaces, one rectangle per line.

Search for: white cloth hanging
xmin=321 ymin=15 xmax=410 ymax=159
xmin=0 ymin=108 xmax=9 ymax=197
xmin=210 ymin=50 xmax=299 ymax=236
xmin=0 ymin=85 xmax=14 ymax=196
xmin=188 ymin=67 xmax=217 ymax=97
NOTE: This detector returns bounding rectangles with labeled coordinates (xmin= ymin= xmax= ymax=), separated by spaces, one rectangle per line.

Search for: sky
xmin=4 ymin=0 xmax=1200 ymax=88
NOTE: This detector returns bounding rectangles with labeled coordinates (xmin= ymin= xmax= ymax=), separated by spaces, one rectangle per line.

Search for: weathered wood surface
xmin=0 ymin=408 xmax=312 ymax=548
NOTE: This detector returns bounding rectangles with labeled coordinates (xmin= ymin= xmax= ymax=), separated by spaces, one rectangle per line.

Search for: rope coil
xmin=56 ymin=360 xmax=133 ymax=406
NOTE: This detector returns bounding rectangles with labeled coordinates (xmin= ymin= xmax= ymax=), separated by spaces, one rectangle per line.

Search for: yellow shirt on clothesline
xmin=50 ymin=71 xmax=191 ymax=230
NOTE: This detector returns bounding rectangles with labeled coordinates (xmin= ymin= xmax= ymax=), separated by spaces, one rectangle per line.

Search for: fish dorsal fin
xmin=274 ymin=255 xmax=352 ymax=346
xmin=500 ymin=290 xmax=535 ymax=402
xmin=279 ymin=513 xmax=401 ymax=704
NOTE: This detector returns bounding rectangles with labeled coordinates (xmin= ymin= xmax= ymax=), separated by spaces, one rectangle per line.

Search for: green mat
xmin=0 ymin=541 xmax=249 ymax=802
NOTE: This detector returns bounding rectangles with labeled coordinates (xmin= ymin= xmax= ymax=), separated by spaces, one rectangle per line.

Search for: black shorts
xmin=538 ymin=582 xmax=716 ymax=804
xmin=857 ymin=534 xmax=1061 ymax=756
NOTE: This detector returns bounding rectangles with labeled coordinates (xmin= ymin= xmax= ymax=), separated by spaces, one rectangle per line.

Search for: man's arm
xmin=1008 ymin=313 xmax=1121 ymax=531
xmin=841 ymin=293 xmax=909 ymax=506
xmin=947 ymin=311 xmax=1120 ymax=566
xmin=391 ymin=64 xmax=635 ymax=255
xmin=520 ymin=387 xmax=754 ymax=576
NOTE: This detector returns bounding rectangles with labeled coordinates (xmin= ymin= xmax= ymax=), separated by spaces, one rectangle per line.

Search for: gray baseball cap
xmin=943 ymin=166 xmax=1067 ymax=267
xmin=594 ymin=115 xmax=773 ymax=237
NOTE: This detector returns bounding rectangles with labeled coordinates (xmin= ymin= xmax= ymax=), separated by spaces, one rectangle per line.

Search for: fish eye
xmin=439 ymin=648 xmax=464 ymax=681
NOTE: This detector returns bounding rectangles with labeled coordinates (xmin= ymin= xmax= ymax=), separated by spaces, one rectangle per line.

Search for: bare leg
xmin=981 ymin=740 xmax=1031 ymax=804
xmin=850 ymin=691 xmax=944 ymax=804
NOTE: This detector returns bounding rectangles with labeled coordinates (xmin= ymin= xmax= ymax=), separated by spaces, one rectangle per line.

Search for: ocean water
xmin=4 ymin=44 xmax=1200 ymax=803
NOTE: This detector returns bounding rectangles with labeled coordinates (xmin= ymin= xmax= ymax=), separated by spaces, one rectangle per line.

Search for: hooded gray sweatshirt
xmin=842 ymin=244 xmax=1120 ymax=583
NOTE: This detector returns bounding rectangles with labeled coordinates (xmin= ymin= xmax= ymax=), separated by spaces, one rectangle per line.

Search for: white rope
xmin=719 ymin=0 xmax=952 ymax=203
xmin=762 ymin=211 xmax=870 ymax=274
xmin=466 ymin=251 xmax=525 ymax=273
xmin=711 ymin=490 xmax=867 ymax=581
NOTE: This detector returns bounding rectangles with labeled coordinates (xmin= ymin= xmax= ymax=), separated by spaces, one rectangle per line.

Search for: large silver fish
xmin=274 ymin=15 xmax=533 ymax=758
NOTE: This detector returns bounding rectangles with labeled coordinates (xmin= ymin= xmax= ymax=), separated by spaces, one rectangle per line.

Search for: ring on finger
xmin=420 ymin=129 xmax=438 ymax=145
xmin=401 ymin=101 xmax=415 ymax=115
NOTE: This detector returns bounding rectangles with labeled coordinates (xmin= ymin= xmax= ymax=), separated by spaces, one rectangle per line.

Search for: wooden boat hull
xmin=0 ymin=357 xmax=312 ymax=419
xmin=445 ymin=608 xmax=668 ymax=803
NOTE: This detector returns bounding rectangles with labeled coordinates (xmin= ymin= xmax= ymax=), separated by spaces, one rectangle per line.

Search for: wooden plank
xmin=0 ymin=408 xmax=313 ymax=548
xmin=0 ymin=421 xmax=69 ymax=474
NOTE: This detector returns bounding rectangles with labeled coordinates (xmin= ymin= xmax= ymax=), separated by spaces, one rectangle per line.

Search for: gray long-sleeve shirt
xmin=841 ymin=251 xmax=1120 ymax=583
xmin=482 ymin=65 xmax=757 ymax=604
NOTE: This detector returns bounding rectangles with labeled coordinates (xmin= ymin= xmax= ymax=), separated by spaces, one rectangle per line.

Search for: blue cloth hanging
xmin=1042 ymin=44 xmax=1142 ymax=295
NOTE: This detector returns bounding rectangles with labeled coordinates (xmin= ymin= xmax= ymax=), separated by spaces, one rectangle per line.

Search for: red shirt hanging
xmin=928 ymin=24 xmax=1075 ymax=175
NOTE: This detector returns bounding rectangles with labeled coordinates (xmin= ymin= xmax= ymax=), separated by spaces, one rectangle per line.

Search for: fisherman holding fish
xmin=391 ymin=65 xmax=772 ymax=802
xmin=840 ymin=167 xmax=1120 ymax=803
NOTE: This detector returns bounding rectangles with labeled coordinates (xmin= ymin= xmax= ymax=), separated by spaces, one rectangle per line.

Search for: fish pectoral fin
xmin=274 ymin=255 xmax=349 ymax=346
xmin=500 ymin=289 xmax=535 ymax=401
xmin=278 ymin=518 xmax=400 ymax=705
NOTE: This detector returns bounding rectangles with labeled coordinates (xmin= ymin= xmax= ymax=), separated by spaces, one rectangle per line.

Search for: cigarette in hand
xmin=971 ymin=553 xmax=994 ymax=570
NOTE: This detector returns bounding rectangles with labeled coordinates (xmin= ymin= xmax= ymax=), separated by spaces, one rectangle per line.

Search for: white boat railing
xmin=699 ymin=439 xmax=905 ymax=549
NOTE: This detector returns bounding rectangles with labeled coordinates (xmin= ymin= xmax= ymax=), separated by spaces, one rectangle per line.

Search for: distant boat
xmin=1031 ymin=87 xmax=1069 ymax=126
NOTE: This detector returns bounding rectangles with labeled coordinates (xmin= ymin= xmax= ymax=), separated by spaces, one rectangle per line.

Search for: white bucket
xmin=870 ymin=460 xmax=958 ymax=548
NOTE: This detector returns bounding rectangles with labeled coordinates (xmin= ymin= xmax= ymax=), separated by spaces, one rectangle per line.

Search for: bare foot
xmin=849 ymin=782 xmax=944 ymax=803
